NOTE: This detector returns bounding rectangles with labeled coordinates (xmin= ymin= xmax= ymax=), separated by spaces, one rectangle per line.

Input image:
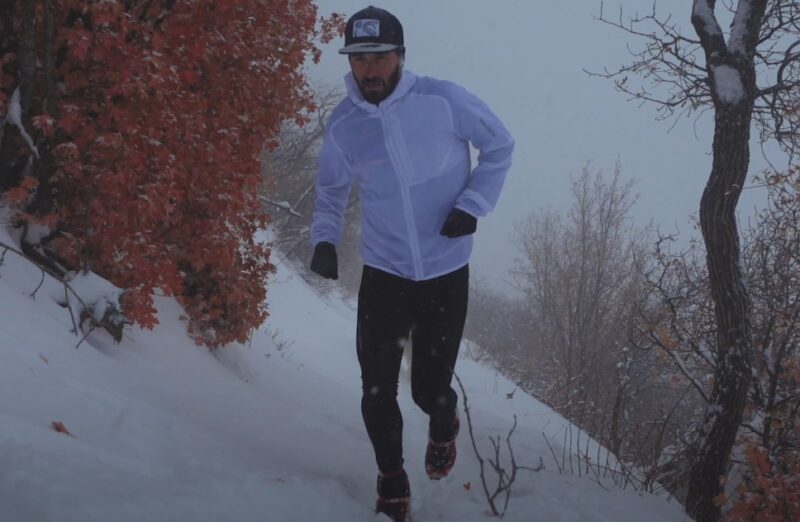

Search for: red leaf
xmin=32 ymin=115 xmax=57 ymax=137
xmin=5 ymin=186 xmax=32 ymax=205
xmin=52 ymin=421 xmax=75 ymax=437
xmin=179 ymin=69 xmax=201 ymax=86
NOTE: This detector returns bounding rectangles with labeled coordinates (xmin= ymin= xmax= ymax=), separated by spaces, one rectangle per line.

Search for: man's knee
xmin=363 ymin=381 xmax=399 ymax=403
xmin=411 ymin=383 xmax=450 ymax=412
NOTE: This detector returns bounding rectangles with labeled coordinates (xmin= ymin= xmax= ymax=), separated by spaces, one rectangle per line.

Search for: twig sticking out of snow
xmin=454 ymin=373 xmax=543 ymax=518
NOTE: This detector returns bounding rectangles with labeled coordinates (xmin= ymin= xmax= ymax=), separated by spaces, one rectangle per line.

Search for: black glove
xmin=310 ymin=241 xmax=338 ymax=280
xmin=440 ymin=208 xmax=477 ymax=238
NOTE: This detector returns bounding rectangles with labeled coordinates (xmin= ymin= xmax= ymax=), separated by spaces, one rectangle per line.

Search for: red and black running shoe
xmin=425 ymin=416 xmax=460 ymax=480
xmin=375 ymin=468 xmax=411 ymax=521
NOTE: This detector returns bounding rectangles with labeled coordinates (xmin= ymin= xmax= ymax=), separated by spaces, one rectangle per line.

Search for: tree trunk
xmin=19 ymin=0 xmax=36 ymax=119
xmin=27 ymin=0 xmax=57 ymax=218
xmin=687 ymin=97 xmax=755 ymax=522
xmin=685 ymin=1 xmax=769 ymax=516
xmin=44 ymin=0 xmax=56 ymax=116
xmin=0 ymin=1 xmax=15 ymax=51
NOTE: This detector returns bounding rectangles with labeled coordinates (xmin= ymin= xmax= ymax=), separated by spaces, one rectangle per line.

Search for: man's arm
xmin=309 ymin=126 xmax=353 ymax=280
xmin=446 ymin=82 xmax=515 ymax=219
xmin=310 ymin=129 xmax=354 ymax=247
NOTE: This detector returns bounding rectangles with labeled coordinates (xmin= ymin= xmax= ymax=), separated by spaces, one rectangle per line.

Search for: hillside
xmin=0 ymin=225 xmax=690 ymax=521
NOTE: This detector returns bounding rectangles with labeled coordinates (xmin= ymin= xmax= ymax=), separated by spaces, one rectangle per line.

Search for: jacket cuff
xmin=310 ymin=227 xmax=339 ymax=247
xmin=455 ymin=189 xmax=492 ymax=218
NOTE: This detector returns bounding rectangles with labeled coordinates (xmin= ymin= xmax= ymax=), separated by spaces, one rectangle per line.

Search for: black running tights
xmin=356 ymin=264 xmax=468 ymax=474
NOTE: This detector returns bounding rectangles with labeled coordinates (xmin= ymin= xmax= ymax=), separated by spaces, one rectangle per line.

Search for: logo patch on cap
xmin=353 ymin=19 xmax=380 ymax=38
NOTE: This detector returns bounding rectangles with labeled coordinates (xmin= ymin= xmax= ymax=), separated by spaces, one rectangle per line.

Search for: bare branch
xmin=0 ymin=239 xmax=127 ymax=343
xmin=259 ymin=195 xmax=303 ymax=218
xmin=454 ymin=374 xmax=540 ymax=518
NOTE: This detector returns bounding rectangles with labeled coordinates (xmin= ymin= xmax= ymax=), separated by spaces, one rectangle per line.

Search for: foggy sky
xmin=307 ymin=1 xmax=781 ymax=291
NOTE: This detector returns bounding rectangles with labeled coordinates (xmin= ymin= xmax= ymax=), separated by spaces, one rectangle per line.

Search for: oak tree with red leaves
xmin=0 ymin=0 xmax=343 ymax=347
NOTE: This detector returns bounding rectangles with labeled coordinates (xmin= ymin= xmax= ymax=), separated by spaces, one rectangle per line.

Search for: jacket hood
xmin=344 ymin=69 xmax=417 ymax=112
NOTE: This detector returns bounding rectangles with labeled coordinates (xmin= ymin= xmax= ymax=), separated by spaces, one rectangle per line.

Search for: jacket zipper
xmin=379 ymin=109 xmax=424 ymax=280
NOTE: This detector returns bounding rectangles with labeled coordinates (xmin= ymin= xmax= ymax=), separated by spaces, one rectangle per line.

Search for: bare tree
xmin=260 ymin=83 xmax=364 ymax=293
xmin=639 ymin=167 xmax=800 ymax=519
xmin=745 ymin=170 xmax=800 ymax=461
xmin=512 ymin=164 xmax=650 ymax=415
xmin=502 ymin=164 xmax=698 ymax=496
xmin=734 ymin=169 xmax=800 ymax=519
xmin=593 ymin=2 xmax=799 ymax=519
xmin=511 ymin=165 xmax=690 ymax=472
xmin=463 ymin=278 xmax=527 ymax=369
xmin=260 ymin=82 xmax=341 ymax=235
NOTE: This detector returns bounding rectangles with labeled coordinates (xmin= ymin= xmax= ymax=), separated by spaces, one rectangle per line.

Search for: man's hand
xmin=310 ymin=241 xmax=339 ymax=280
xmin=440 ymin=208 xmax=477 ymax=238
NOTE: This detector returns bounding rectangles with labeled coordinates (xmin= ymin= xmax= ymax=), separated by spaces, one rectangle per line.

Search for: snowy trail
xmin=0 ymin=226 xmax=691 ymax=521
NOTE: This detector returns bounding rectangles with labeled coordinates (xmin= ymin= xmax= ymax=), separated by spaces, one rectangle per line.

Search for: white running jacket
xmin=311 ymin=70 xmax=514 ymax=281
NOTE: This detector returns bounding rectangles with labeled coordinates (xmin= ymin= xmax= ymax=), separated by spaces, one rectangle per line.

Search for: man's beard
xmin=358 ymin=65 xmax=402 ymax=105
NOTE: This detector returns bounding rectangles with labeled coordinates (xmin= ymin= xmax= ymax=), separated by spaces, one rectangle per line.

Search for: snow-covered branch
xmin=728 ymin=0 xmax=757 ymax=56
xmin=691 ymin=0 xmax=725 ymax=45
xmin=2 ymin=87 xmax=40 ymax=159
xmin=0 ymin=239 xmax=126 ymax=346
xmin=657 ymin=340 xmax=711 ymax=403
xmin=259 ymin=195 xmax=303 ymax=218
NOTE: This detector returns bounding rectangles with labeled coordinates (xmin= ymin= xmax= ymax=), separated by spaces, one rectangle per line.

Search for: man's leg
xmin=357 ymin=265 xmax=413 ymax=474
xmin=410 ymin=264 xmax=469 ymax=442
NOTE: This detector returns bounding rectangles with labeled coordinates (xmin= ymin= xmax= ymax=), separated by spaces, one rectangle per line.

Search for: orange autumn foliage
xmin=2 ymin=1 xmax=343 ymax=346
xmin=721 ymin=443 xmax=800 ymax=522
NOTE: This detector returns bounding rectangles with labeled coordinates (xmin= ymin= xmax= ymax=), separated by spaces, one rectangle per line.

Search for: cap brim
xmin=338 ymin=43 xmax=402 ymax=54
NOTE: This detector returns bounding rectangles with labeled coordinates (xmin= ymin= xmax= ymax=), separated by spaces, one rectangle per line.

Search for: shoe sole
xmin=426 ymin=468 xmax=452 ymax=480
xmin=376 ymin=502 xmax=411 ymax=521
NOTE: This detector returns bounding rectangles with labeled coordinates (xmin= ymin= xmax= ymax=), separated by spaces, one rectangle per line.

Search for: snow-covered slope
xmin=0 ymin=226 xmax=691 ymax=521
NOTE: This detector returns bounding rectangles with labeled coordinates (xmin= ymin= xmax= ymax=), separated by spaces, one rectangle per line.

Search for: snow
xmin=712 ymin=65 xmax=745 ymax=104
xmin=0 ymin=221 xmax=691 ymax=521
xmin=63 ymin=271 xmax=123 ymax=324
xmin=22 ymin=222 xmax=52 ymax=245
xmin=728 ymin=1 xmax=753 ymax=56
xmin=692 ymin=0 xmax=722 ymax=37
xmin=4 ymin=87 xmax=40 ymax=159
